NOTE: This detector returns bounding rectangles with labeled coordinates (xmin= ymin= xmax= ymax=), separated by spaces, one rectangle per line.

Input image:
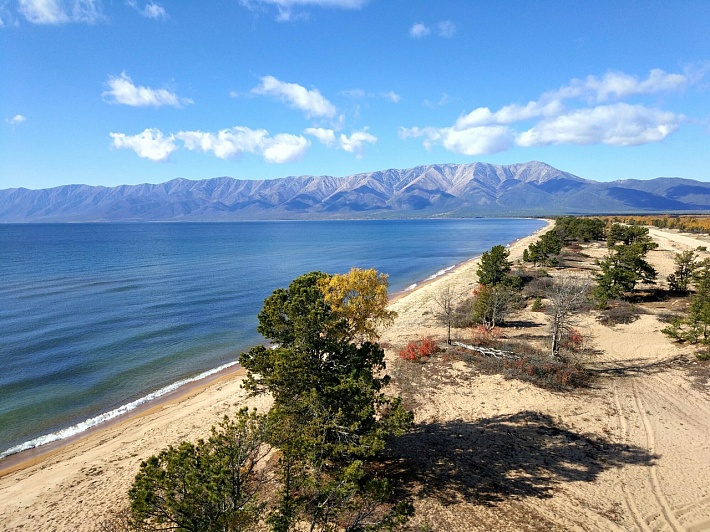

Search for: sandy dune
xmin=380 ymin=225 xmax=710 ymax=532
xmin=1 ymin=221 xmax=709 ymax=531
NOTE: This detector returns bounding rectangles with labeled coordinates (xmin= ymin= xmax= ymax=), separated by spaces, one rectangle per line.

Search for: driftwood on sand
xmin=451 ymin=341 xmax=521 ymax=360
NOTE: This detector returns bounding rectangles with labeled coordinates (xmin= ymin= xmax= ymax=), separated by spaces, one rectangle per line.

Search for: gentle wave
xmin=0 ymin=361 xmax=239 ymax=460
xmin=402 ymin=260 xmax=468 ymax=293
xmin=425 ymin=264 xmax=457 ymax=281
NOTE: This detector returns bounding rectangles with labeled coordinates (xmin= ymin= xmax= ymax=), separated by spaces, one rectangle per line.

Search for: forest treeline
xmin=597 ymin=214 xmax=710 ymax=235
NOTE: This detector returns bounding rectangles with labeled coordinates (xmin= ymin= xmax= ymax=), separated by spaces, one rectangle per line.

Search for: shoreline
xmin=6 ymin=218 xmax=710 ymax=531
xmin=389 ymin=218 xmax=553 ymax=303
xmin=0 ymin=363 xmax=247 ymax=478
xmin=0 ymin=218 xmax=553 ymax=480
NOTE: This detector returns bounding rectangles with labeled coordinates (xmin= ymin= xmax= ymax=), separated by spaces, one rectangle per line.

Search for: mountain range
xmin=2 ymin=161 xmax=709 ymax=222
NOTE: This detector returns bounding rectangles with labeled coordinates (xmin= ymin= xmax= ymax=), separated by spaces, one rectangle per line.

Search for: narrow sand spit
xmin=1 ymin=220 xmax=709 ymax=531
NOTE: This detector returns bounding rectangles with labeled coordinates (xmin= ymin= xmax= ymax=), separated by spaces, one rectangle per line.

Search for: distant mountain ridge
xmin=2 ymin=161 xmax=709 ymax=222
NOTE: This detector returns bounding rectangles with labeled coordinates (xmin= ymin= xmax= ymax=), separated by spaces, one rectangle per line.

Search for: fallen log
xmin=452 ymin=341 xmax=521 ymax=360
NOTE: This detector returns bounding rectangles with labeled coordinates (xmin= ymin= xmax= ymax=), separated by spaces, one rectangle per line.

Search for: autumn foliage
xmin=399 ymin=337 xmax=439 ymax=361
xmin=318 ymin=267 xmax=396 ymax=343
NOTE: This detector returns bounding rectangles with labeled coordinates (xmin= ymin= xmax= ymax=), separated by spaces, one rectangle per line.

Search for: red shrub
xmin=561 ymin=328 xmax=584 ymax=350
xmin=470 ymin=325 xmax=503 ymax=346
xmin=399 ymin=337 xmax=439 ymax=361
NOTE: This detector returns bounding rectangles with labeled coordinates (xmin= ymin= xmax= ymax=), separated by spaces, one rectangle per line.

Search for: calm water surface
xmin=0 ymin=219 xmax=544 ymax=457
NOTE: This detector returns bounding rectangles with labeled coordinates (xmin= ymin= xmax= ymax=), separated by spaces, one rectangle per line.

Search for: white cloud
xmin=454 ymin=100 xmax=564 ymax=129
xmin=304 ymin=127 xmax=337 ymax=147
xmin=400 ymin=125 xmax=513 ymax=156
xmin=339 ymin=89 xmax=402 ymax=103
xmin=103 ymin=72 xmax=192 ymax=107
xmin=262 ymin=134 xmax=310 ymax=163
xmin=177 ymin=126 xmax=309 ymax=163
xmin=340 ymin=88 xmax=366 ymax=99
xmin=382 ymin=91 xmax=400 ymax=103
xmin=143 ymin=2 xmax=166 ymax=19
xmin=341 ymin=88 xmax=400 ymax=103
xmin=409 ymin=22 xmax=429 ymax=38
xmin=423 ymin=93 xmax=453 ymax=109
xmin=516 ymin=104 xmax=682 ymax=147
xmin=126 ymin=1 xmax=167 ymax=19
xmin=437 ymin=20 xmax=456 ymax=38
xmin=18 ymin=0 xmax=102 ymax=24
xmin=548 ymin=68 xmax=689 ymax=104
xmin=239 ymin=0 xmax=368 ymax=21
xmin=177 ymin=127 xmax=267 ymax=160
xmin=405 ymin=67 xmax=695 ymax=155
xmin=411 ymin=20 xmax=456 ymax=39
xmin=440 ymin=126 xmax=513 ymax=155
xmin=7 ymin=114 xmax=27 ymax=124
xmin=252 ymin=75 xmax=336 ymax=118
xmin=110 ymin=128 xmax=177 ymax=162
xmin=338 ymin=129 xmax=377 ymax=156
xmin=305 ymin=127 xmax=376 ymax=156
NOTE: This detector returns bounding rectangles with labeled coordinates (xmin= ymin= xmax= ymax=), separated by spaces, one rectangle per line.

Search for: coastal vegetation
xmin=123 ymin=269 xmax=413 ymax=531
xmin=599 ymin=214 xmax=710 ymax=235
xmin=128 ymin=409 xmax=271 ymax=531
xmin=662 ymin=258 xmax=710 ymax=358
xmin=593 ymin=224 xmax=658 ymax=307
xmin=402 ymin=215 xmax=710 ymax=396
xmin=121 ymin=215 xmax=710 ymax=530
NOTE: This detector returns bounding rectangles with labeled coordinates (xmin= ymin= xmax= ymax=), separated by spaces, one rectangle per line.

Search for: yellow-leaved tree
xmin=318 ymin=267 xmax=396 ymax=343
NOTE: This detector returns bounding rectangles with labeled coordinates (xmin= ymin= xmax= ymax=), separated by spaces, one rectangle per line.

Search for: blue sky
xmin=1 ymin=0 xmax=709 ymax=190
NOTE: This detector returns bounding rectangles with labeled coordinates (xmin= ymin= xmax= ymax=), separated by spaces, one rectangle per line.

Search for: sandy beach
xmin=2 ymin=219 xmax=710 ymax=531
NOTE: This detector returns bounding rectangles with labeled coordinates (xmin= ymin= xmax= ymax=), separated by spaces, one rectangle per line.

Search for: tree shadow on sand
xmin=387 ymin=411 xmax=656 ymax=506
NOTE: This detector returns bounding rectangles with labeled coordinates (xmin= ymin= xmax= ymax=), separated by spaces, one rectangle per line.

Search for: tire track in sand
xmin=614 ymin=384 xmax=650 ymax=531
xmin=629 ymin=379 xmax=684 ymax=532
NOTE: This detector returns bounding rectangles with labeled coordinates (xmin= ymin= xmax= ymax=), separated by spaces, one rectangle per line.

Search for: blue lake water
xmin=0 ymin=218 xmax=544 ymax=457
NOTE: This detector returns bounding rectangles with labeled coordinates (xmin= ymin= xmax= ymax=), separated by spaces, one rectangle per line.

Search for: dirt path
xmin=527 ymin=228 xmax=710 ymax=531
xmin=589 ymin=314 xmax=710 ymax=531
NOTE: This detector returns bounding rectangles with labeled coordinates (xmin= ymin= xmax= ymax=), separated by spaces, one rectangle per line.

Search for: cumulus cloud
xmin=252 ymin=75 xmax=336 ymax=118
xmin=103 ymin=72 xmax=192 ymax=107
xmin=400 ymin=125 xmax=513 ymax=156
xmin=304 ymin=127 xmax=337 ymax=147
xmin=306 ymin=127 xmax=376 ymax=156
xmin=549 ymin=68 xmax=689 ymax=104
xmin=339 ymin=129 xmax=377 ymax=156
xmin=404 ymin=67 xmax=695 ymax=155
xmin=177 ymin=127 xmax=268 ymax=160
xmin=18 ymin=0 xmax=102 ymax=24
xmin=238 ymin=0 xmax=368 ymax=21
xmin=111 ymin=126 xmax=311 ymax=163
xmin=7 ymin=114 xmax=27 ymax=124
xmin=262 ymin=133 xmax=310 ymax=163
xmin=409 ymin=22 xmax=429 ymax=38
xmin=110 ymin=128 xmax=177 ymax=162
xmin=454 ymin=100 xmax=564 ymax=129
xmin=177 ymin=126 xmax=309 ymax=163
xmin=516 ymin=104 xmax=682 ymax=147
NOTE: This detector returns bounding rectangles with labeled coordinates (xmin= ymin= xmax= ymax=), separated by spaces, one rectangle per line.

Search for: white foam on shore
xmin=0 ymin=360 xmax=239 ymax=460
xmin=425 ymin=264 xmax=456 ymax=281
